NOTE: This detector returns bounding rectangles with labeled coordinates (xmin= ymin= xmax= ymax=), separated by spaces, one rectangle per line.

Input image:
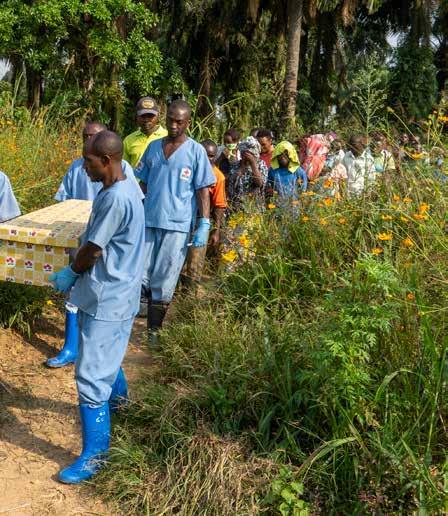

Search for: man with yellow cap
xmin=123 ymin=97 xmax=168 ymax=168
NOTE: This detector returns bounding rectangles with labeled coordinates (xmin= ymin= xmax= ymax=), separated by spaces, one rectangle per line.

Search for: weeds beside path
xmin=0 ymin=307 xmax=152 ymax=515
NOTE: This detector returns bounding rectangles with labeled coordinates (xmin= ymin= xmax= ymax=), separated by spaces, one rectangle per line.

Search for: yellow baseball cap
xmin=136 ymin=96 xmax=159 ymax=116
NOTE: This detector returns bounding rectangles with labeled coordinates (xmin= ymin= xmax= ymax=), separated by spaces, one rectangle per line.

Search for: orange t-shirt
xmin=209 ymin=165 xmax=227 ymax=209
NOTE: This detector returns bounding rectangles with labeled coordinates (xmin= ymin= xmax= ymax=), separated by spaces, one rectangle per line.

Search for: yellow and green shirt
xmin=123 ymin=126 xmax=168 ymax=168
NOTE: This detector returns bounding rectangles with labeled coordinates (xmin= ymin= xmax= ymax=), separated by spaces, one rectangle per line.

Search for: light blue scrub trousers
xmin=75 ymin=310 xmax=134 ymax=407
xmin=142 ymin=228 xmax=190 ymax=303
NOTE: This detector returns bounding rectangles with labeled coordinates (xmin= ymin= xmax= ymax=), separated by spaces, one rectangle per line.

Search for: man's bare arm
xmin=71 ymin=242 xmax=103 ymax=274
xmin=196 ymin=187 xmax=211 ymax=219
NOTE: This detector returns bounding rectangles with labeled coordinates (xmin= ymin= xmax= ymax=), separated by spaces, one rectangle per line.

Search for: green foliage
xmin=0 ymin=282 xmax=47 ymax=334
xmin=100 ymin=161 xmax=448 ymax=513
xmin=390 ymin=40 xmax=438 ymax=120
xmin=264 ymin=467 xmax=309 ymax=515
xmin=343 ymin=53 xmax=389 ymax=133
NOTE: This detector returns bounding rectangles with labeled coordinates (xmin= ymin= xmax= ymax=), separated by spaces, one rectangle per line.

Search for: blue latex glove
xmin=192 ymin=218 xmax=211 ymax=248
xmin=49 ymin=265 xmax=80 ymax=293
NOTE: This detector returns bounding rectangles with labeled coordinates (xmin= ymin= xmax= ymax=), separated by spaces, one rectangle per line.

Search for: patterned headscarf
xmin=238 ymin=136 xmax=261 ymax=160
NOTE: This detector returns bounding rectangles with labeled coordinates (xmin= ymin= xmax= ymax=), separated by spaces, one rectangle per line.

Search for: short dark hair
xmin=168 ymin=99 xmax=192 ymax=117
xmin=256 ymin=128 xmax=273 ymax=140
xmin=201 ymin=139 xmax=217 ymax=150
xmin=89 ymin=130 xmax=123 ymax=159
xmin=84 ymin=121 xmax=107 ymax=132
xmin=223 ymin=128 xmax=241 ymax=142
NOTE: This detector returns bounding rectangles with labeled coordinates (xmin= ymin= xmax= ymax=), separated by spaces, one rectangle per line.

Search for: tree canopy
xmin=0 ymin=0 xmax=446 ymax=133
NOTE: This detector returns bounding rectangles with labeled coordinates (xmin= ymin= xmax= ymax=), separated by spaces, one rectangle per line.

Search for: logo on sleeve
xmin=180 ymin=168 xmax=192 ymax=181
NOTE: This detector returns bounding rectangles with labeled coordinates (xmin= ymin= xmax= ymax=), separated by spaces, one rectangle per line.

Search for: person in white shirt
xmin=342 ymin=135 xmax=376 ymax=196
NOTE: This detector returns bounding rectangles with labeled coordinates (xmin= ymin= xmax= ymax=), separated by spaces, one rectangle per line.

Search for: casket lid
xmin=0 ymin=200 xmax=92 ymax=248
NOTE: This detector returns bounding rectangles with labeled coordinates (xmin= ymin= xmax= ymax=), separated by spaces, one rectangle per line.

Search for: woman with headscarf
xmin=227 ymin=136 xmax=268 ymax=209
xmin=266 ymin=141 xmax=307 ymax=207
xmin=300 ymin=132 xmax=336 ymax=181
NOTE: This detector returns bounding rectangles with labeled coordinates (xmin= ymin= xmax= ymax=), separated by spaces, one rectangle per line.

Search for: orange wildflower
xmin=402 ymin=237 xmax=414 ymax=247
xmin=372 ymin=247 xmax=383 ymax=255
xmin=412 ymin=213 xmax=428 ymax=221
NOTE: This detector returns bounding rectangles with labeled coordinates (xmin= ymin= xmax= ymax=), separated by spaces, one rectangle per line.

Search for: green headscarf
xmin=271 ymin=141 xmax=300 ymax=173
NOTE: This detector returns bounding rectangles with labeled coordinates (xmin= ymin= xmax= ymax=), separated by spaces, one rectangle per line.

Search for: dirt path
xmin=0 ymin=307 xmax=151 ymax=515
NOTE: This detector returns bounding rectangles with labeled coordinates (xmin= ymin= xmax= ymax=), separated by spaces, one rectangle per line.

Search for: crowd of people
xmin=0 ymin=96 xmax=443 ymax=486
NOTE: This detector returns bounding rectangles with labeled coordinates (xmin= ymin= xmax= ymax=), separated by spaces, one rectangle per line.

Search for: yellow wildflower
xmin=302 ymin=191 xmax=316 ymax=197
xmin=267 ymin=203 xmax=276 ymax=209
xmin=392 ymin=194 xmax=400 ymax=202
xmin=406 ymin=292 xmax=415 ymax=301
xmin=403 ymin=197 xmax=412 ymax=203
xmin=323 ymin=179 xmax=333 ymax=188
xmin=228 ymin=213 xmax=245 ymax=229
xmin=221 ymin=250 xmax=237 ymax=263
xmin=292 ymin=200 xmax=299 ymax=206
xmin=239 ymin=234 xmax=250 ymax=248
xmin=46 ymin=300 xmax=54 ymax=306
xmin=338 ymin=217 xmax=347 ymax=224
xmin=400 ymin=216 xmax=409 ymax=223
xmin=319 ymin=218 xmax=328 ymax=226
xmin=381 ymin=215 xmax=393 ymax=221
xmin=372 ymin=247 xmax=383 ymax=255
xmin=402 ymin=237 xmax=414 ymax=247
xmin=410 ymin=153 xmax=423 ymax=160
xmin=419 ymin=203 xmax=430 ymax=213
xmin=323 ymin=197 xmax=333 ymax=207
xmin=302 ymin=215 xmax=310 ymax=222
xmin=378 ymin=232 xmax=393 ymax=241
xmin=438 ymin=115 xmax=448 ymax=122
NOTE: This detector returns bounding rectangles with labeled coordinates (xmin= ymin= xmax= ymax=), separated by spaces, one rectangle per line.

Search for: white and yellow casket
xmin=0 ymin=200 xmax=92 ymax=287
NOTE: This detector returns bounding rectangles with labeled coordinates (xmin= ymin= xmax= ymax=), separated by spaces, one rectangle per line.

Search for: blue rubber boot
xmin=45 ymin=311 xmax=78 ymax=368
xmin=58 ymin=403 xmax=110 ymax=484
xmin=109 ymin=367 xmax=129 ymax=414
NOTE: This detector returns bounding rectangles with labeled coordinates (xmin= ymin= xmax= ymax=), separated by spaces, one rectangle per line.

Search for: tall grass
xmin=97 ymin=161 xmax=447 ymax=514
xmin=0 ymin=90 xmax=79 ymax=330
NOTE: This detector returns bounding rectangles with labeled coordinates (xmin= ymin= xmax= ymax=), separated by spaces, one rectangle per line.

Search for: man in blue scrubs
xmin=49 ymin=131 xmax=145 ymax=484
xmin=136 ymin=100 xmax=215 ymax=337
xmin=47 ymin=122 xmax=143 ymax=369
xmin=0 ymin=171 xmax=21 ymax=222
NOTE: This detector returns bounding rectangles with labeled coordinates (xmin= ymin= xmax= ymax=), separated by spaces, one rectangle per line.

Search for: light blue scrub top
xmin=135 ymin=137 xmax=215 ymax=233
xmin=55 ymin=158 xmax=143 ymax=201
xmin=70 ymin=176 xmax=145 ymax=321
xmin=0 ymin=171 xmax=21 ymax=222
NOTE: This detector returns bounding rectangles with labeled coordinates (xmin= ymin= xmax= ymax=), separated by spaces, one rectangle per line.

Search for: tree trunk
xmin=280 ymin=0 xmax=303 ymax=136
xmin=26 ymin=67 xmax=42 ymax=112
xmin=197 ymin=32 xmax=212 ymax=119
